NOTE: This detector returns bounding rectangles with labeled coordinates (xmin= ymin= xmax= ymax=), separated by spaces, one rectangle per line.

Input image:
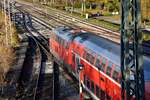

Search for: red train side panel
xmin=49 ymin=27 xmax=150 ymax=100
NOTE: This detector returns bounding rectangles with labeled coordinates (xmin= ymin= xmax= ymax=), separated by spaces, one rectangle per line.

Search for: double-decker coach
xmin=49 ymin=26 xmax=150 ymax=100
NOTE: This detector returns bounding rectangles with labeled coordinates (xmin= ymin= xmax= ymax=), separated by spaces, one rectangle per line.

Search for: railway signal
xmin=121 ymin=0 xmax=145 ymax=99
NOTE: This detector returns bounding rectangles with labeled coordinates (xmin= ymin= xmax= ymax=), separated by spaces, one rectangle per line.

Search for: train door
xmin=71 ymin=52 xmax=76 ymax=72
xmin=75 ymin=54 xmax=80 ymax=80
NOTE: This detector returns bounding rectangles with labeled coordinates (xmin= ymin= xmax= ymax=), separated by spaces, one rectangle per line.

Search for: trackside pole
xmin=53 ymin=61 xmax=59 ymax=100
xmin=79 ymin=71 xmax=83 ymax=100
xmin=79 ymin=87 xmax=83 ymax=100
xmin=78 ymin=63 xmax=84 ymax=100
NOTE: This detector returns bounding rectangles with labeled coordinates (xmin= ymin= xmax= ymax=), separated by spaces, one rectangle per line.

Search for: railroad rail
xmin=1 ymin=1 xmax=149 ymax=100
xmin=13 ymin=7 xmax=51 ymax=99
xmin=24 ymin=14 xmax=79 ymax=99
xmin=13 ymin=10 xmax=43 ymax=99
xmin=15 ymin=2 xmax=120 ymax=43
xmin=13 ymin=5 xmax=80 ymax=99
xmin=15 ymin=2 xmax=150 ymax=55
xmin=24 ymin=15 xmax=45 ymax=100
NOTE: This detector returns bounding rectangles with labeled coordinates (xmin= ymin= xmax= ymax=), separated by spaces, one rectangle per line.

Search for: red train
xmin=49 ymin=26 xmax=150 ymax=100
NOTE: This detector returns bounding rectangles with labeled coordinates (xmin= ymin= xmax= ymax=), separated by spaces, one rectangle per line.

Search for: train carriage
xmin=49 ymin=26 xmax=150 ymax=100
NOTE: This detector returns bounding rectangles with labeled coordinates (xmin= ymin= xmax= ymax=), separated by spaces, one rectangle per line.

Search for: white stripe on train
xmin=72 ymin=51 xmax=121 ymax=87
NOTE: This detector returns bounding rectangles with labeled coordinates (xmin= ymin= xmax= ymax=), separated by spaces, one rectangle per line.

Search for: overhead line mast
xmin=121 ymin=0 xmax=145 ymax=100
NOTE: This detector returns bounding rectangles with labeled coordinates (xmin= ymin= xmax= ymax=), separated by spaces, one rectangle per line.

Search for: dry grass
xmin=0 ymin=46 xmax=15 ymax=84
xmin=0 ymin=12 xmax=20 ymax=47
xmin=0 ymin=11 xmax=19 ymax=84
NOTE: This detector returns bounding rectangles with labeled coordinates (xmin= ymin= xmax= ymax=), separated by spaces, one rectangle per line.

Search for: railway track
xmin=13 ymin=11 xmax=43 ymax=99
xmin=13 ymin=7 xmax=52 ymax=99
xmin=22 ymin=12 xmax=53 ymax=100
xmin=15 ymin=2 xmax=150 ymax=55
xmin=1 ymin=1 xmax=149 ymax=99
xmin=13 ymin=4 xmax=80 ymax=99
xmin=24 ymin=16 xmax=45 ymax=100
xmin=23 ymin=11 xmax=80 ymax=100
xmin=15 ymin=2 xmax=120 ymax=43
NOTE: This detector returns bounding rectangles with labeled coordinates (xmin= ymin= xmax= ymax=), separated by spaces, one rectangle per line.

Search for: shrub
xmin=0 ymin=11 xmax=19 ymax=84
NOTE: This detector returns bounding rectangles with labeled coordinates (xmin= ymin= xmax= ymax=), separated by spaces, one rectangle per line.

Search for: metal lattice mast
xmin=121 ymin=0 xmax=145 ymax=100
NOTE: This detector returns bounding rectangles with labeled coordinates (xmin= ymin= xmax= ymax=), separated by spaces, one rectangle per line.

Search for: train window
xmin=89 ymin=54 xmax=95 ymax=65
xmin=72 ymin=53 xmax=75 ymax=63
xmin=76 ymin=56 xmax=80 ymax=66
xmin=106 ymin=94 xmax=111 ymax=100
xmin=83 ymin=50 xmax=86 ymax=59
xmin=90 ymin=51 xmax=96 ymax=65
xmin=86 ymin=52 xmax=90 ymax=62
xmin=101 ymin=58 xmax=106 ymax=72
xmin=61 ymin=39 xmax=63 ymax=44
xmin=106 ymin=62 xmax=113 ymax=76
xmin=106 ymin=67 xmax=112 ymax=76
xmin=100 ymin=89 xmax=105 ymax=100
xmin=58 ymin=36 xmax=61 ymax=43
xmin=65 ymin=42 xmax=69 ymax=48
xmin=115 ymin=65 xmax=120 ymax=72
xmin=112 ymin=71 xmax=118 ymax=82
xmin=58 ymin=37 xmax=60 ymax=43
xmin=87 ymin=77 xmax=90 ymax=89
xmin=56 ymin=36 xmax=59 ymax=42
xmin=64 ymin=41 xmax=66 ymax=47
xmin=91 ymin=81 xmax=95 ymax=93
xmin=100 ymin=77 xmax=105 ymax=82
xmin=64 ymin=41 xmax=68 ymax=48
xmin=61 ymin=39 xmax=64 ymax=46
xmin=55 ymin=35 xmax=58 ymax=42
xmin=95 ymin=56 xmax=101 ymax=69
xmin=112 ymin=65 xmax=120 ymax=82
xmin=96 ymin=85 xmax=100 ymax=98
xmin=60 ymin=38 xmax=63 ymax=45
xmin=85 ymin=52 xmax=88 ymax=61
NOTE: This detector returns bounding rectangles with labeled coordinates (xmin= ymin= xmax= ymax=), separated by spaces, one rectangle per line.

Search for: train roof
xmin=74 ymin=32 xmax=150 ymax=81
xmin=73 ymin=32 xmax=120 ymax=65
xmin=52 ymin=26 xmax=79 ymax=42
xmin=53 ymin=27 xmax=150 ymax=81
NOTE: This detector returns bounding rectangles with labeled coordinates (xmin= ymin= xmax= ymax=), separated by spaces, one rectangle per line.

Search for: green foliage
xmin=74 ymin=2 xmax=81 ymax=8
xmin=141 ymin=0 xmax=150 ymax=22
xmin=143 ymin=33 xmax=150 ymax=41
xmin=105 ymin=0 xmax=120 ymax=12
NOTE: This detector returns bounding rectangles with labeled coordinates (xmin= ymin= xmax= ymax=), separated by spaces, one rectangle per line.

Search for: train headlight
xmin=78 ymin=64 xmax=84 ymax=71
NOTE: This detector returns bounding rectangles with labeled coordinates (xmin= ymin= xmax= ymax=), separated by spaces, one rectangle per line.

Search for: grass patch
xmin=54 ymin=8 xmax=120 ymax=31
xmin=0 ymin=11 xmax=20 ymax=47
xmin=143 ymin=32 xmax=150 ymax=41
xmin=20 ymin=0 xmax=149 ymax=39
xmin=88 ymin=18 xmax=119 ymax=31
